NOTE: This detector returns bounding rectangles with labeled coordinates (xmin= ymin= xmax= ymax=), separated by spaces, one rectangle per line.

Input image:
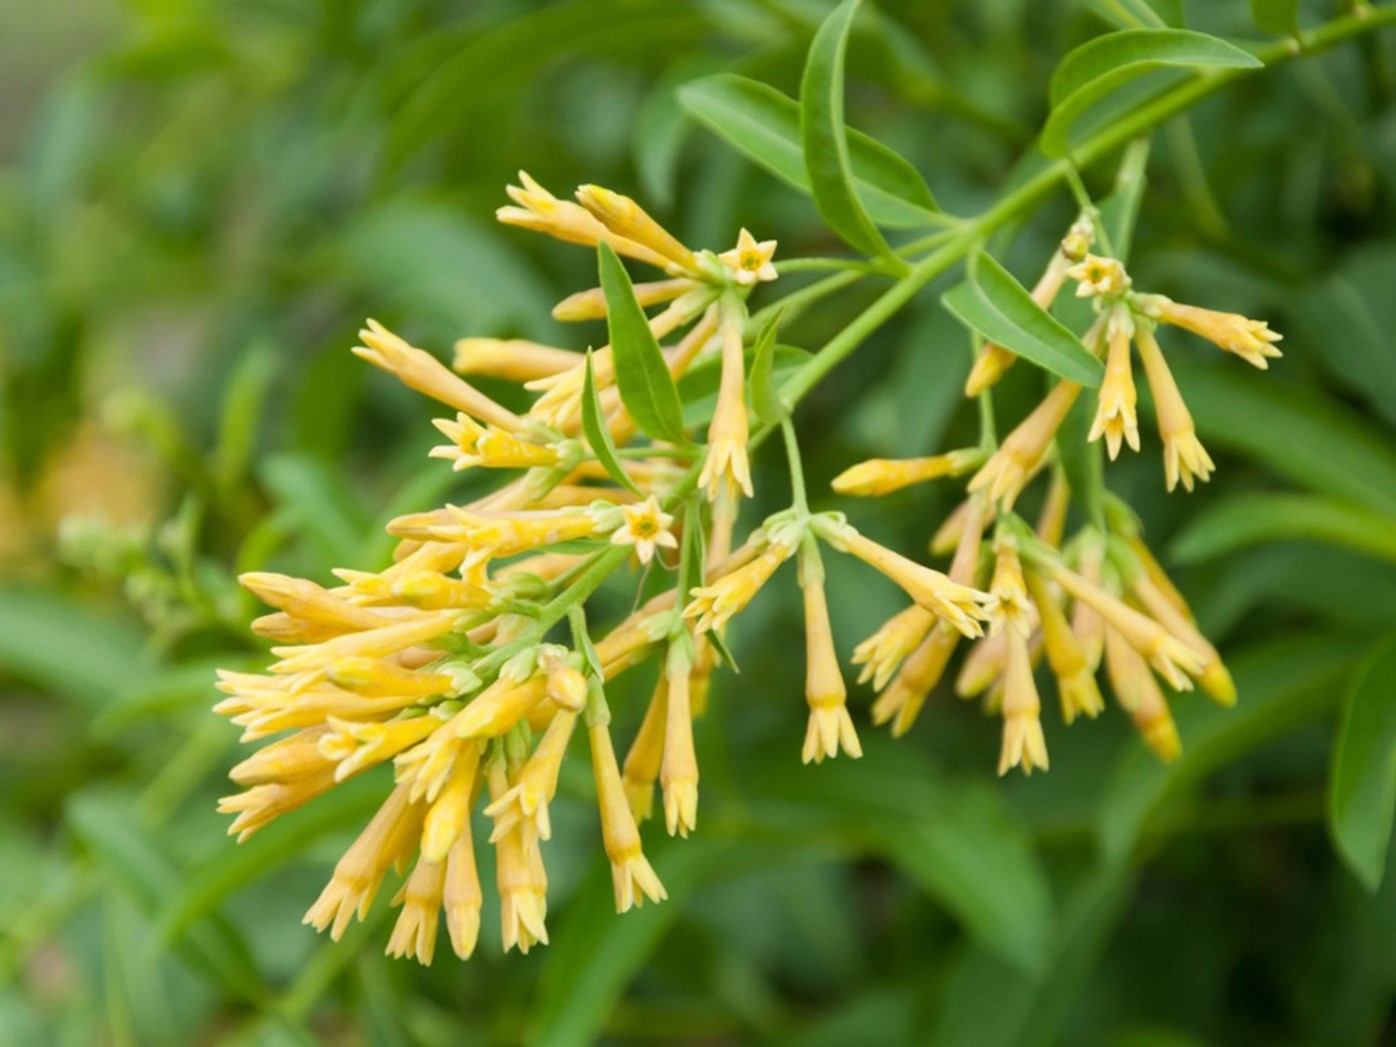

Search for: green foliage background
xmin=3 ymin=0 xmax=1396 ymax=1043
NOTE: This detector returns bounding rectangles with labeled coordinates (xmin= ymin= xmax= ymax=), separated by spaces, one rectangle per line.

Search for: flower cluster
xmin=216 ymin=184 xmax=1277 ymax=963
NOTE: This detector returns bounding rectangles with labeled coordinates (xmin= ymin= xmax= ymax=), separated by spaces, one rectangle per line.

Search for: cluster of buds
xmin=968 ymin=220 xmax=1282 ymax=501
xmin=216 ymin=181 xmax=1276 ymax=965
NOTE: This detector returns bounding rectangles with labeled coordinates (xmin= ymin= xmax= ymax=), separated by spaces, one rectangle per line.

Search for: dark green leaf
xmin=597 ymin=241 xmax=688 ymax=445
xmin=1171 ymin=493 xmax=1396 ymax=566
xmin=1330 ymin=637 xmax=1396 ymax=891
xmin=749 ymin=308 xmax=787 ymax=424
xmin=677 ymin=73 xmax=939 ymax=229
xmin=581 ymin=350 xmax=643 ymax=494
xmin=1043 ymin=30 xmax=1261 ymax=157
xmin=1167 ymin=356 xmax=1396 ymax=517
xmin=801 ymin=0 xmax=894 ymax=256
xmin=942 ymin=250 xmax=1104 ymax=386
xmin=529 ymin=838 xmax=728 ymax=1047
xmin=1097 ymin=632 xmax=1367 ymax=863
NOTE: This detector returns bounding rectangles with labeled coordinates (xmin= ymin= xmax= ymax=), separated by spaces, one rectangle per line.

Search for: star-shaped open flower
xmin=719 ymin=227 xmax=778 ymax=285
xmin=1066 ymin=254 xmax=1130 ymax=298
xmin=609 ymin=496 xmax=677 ymax=564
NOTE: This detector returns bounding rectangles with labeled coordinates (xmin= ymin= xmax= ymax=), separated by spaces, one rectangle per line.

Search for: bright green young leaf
xmin=677 ymin=73 xmax=939 ymax=229
xmin=1167 ymin=356 xmax=1396 ymax=517
xmin=749 ymin=307 xmax=787 ymax=424
xmin=597 ymin=241 xmax=688 ymax=445
xmin=1042 ymin=30 xmax=1262 ymax=157
xmin=1330 ymin=637 xmax=1396 ymax=891
xmin=942 ymin=250 xmax=1104 ymax=387
xmin=581 ymin=350 xmax=643 ymax=494
xmin=1171 ymin=492 xmax=1396 ymax=566
xmin=801 ymin=0 xmax=894 ymax=257
xmin=1097 ymin=631 xmax=1367 ymax=864
xmin=1250 ymin=0 xmax=1299 ymax=36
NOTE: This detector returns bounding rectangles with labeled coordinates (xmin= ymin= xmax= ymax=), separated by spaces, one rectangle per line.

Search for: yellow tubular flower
xmin=699 ymin=297 xmax=754 ymax=500
xmin=998 ymin=627 xmax=1049 ymax=776
xmin=589 ymin=720 xmax=667 ymax=912
xmin=553 ymin=278 xmax=698 ymax=322
xmin=987 ymin=535 xmax=1032 ymax=636
xmin=452 ymin=338 xmax=580 ymax=382
xmin=930 ymin=496 xmax=996 ymax=557
xmin=872 ymin=624 xmax=960 ymax=737
xmin=450 ymin=676 xmax=549 ymax=740
xmin=304 ymin=784 xmax=424 ymax=940
xmin=683 ymin=539 xmax=794 ymax=634
xmin=1139 ymin=295 xmax=1282 ymax=369
xmin=443 ymin=822 xmax=483 ymax=960
xmin=1051 ymin=563 xmax=1206 ymax=691
xmin=386 ymin=856 xmax=447 ymax=966
xmin=1089 ymin=306 xmax=1141 ymax=459
xmin=1135 ymin=325 xmax=1214 ymax=492
xmin=240 ymin=572 xmax=393 ymax=633
xmin=1026 ymin=570 xmax=1104 ymax=724
xmin=1070 ymin=533 xmax=1107 ymax=673
xmin=498 ymin=171 xmax=674 ymax=270
xmin=217 ymin=773 xmax=338 ymax=842
xmin=489 ymin=761 xmax=549 ymax=953
xmin=661 ymin=648 xmax=699 ymax=838
xmin=1067 ymin=254 xmax=1131 ymax=298
xmin=575 ymin=184 xmax=700 ymax=274
xmin=268 ymin=612 xmax=458 ymax=677
xmin=483 ymin=710 xmax=579 ymax=845
xmin=609 ymin=495 xmax=678 ymax=565
xmin=1104 ymin=625 xmax=1181 ymax=762
xmin=1131 ymin=573 xmax=1235 ymax=706
xmin=854 ymin=603 xmax=936 ymax=690
xmin=428 ymin=414 xmax=561 ymax=472
xmin=623 ymin=676 xmax=669 ymax=822
xmin=421 ymin=741 xmax=482 ymax=863
xmin=969 ymin=381 xmax=1082 ymax=509
xmin=800 ymin=555 xmax=861 ymax=764
xmin=1035 ymin=470 xmax=1071 ymax=548
xmin=831 ymin=448 xmax=982 ymax=497
xmin=822 ymin=524 xmax=988 ymax=639
xmin=319 ymin=713 xmax=446 ymax=782
xmin=355 ymin=320 xmax=522 ymax=432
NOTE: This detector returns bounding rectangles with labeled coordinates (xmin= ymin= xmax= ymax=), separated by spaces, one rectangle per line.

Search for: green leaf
xmin=1056 ymin=396 xmax=1105 ymax=528
xmin=1330 ymin=637 xmax=1396 ymax=891
xmin=1042 ymin=30 xmax=1262 ymax=157
xmin=801 ymin=0 xmax=894 ymax=256
xmin=677 ymin=74 xmax=939 ymax=229
xmin=1250 ymin=0 xmax=1299 ymax=36
xmin=0 ymin=586 xmax=152 ymax=709
xmin=1166 ymin=356 xmax=1396 ymax=518
xmin=261 ymin=453 xmax=372 ymax=570
xmin=749 ymin=308 xmax=787 ymax=424
xmin=529 ymin=838 xmax=728 ymax=1047
xmin=1077 ymin=0 xmax=1179 ymax=29
xmin=942 ymin=250 xmax=1104 ymax=387
xmin=581 ymin=350 xmax=643 ymax=494
xmin=1097 ymin=631 xmax=1367 ymax=864
xmin=597 ymin=241 xmax=688 ymax=445
xmin=1171 ymin=493 xmax=1396 ymax=567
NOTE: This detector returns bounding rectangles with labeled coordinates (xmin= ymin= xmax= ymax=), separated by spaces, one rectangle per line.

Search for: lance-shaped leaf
xmin=581 ymin=350 xmax=643 ymax=494
xmin=800 ymin=0 xmax=894 ymax=257
xmin=749 ymin=307 xmax=787 ymax=424
xmin=942 ymin=250 xmax=1104 ymax=387
xmin=1330 ymin=637 xmax=1396 ymax=891
xmin=1042 ymin=29 xmax=1262 ymax=157
xmin=677 ymin=73 xmax=938 ymax=229
xmin=597 ymin=240 xmax=688 ymax=445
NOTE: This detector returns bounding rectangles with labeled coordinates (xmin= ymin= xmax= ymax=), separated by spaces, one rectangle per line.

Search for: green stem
xmin=780 ymin=417 xmax=809 ymax=513
xmin=777 ymin=5 xmax=1396 ymax=411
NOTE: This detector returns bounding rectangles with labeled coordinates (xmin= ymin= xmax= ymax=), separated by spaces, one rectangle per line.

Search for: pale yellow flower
xmin=498 ymin=171 xmax=674 ymax=271
xmin=609 ymin=495 xmax=678 ymax=565
xmin=698 ymin=299 xmax=753 ymax=500
xmin=661 ymin=648 xmax=699 ymax=838
xmin=575 ymin=183 xmax=700 ymax=274
xmin=1139 ymin=294 xmax=1283 ymax=369
xmin=719 ymin=227 xmax=778 ymax=285
xmin=1088 ymin=307 xmax=1140 ymax=459
xmin=452 ymin=338 xmax=580 ymax=382
xmin=683 ymin=539 xmax=794 ymax=633
xmin=488 ymin=761 xmax=549 ymax=953
xmin=831 ymin=448 xmax=981 ymax=497
xmin=969 ymin=381 xmax=1082 ymax=508
xmin=853 ymin=603 xmax=935 ymax=690
xmin=428 ymin=413 xmax=561 ymax=471
xmin=1135 ymin=325 xmax=1214 ymax=492
xmin=1026 ymin=570 xmax=1104 ymax=724
xmin=589 ymin=721 xmax=668 ymax=912
xmin=442 ymin=826 xmax=483 ymax=960
xmin=622 ymin=677 xmax=668 ymax=822
xmin=552 ymin=277 xmax=699 ymax=322
xmin=870 ymin=623 xmax=959 ymax=737
xmin=986 ymin=535 xmax=1032 ymax=636
xmin=998 ymin=627 xmax=1049 ymax=776
xmin=386 ymin=856 xmax=446 ymax=966
xmin=1067 ymin=254 xmax=1131 ymax=297
xmin=1104 ymin=625 xmax=1181 ymax=762
xmin=800 ymin=563 xmax=861 ymax=764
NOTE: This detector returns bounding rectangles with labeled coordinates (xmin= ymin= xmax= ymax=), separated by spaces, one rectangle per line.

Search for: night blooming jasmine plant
xmin=215 ymin=0 xmax=1306 ymax=964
